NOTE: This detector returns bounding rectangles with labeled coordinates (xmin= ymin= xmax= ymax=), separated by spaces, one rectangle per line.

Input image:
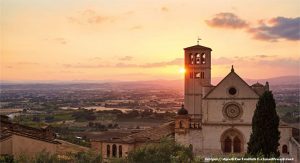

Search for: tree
xmin=127 ymin=138 xmax=193 ymax=163
xmin=247 ymin=91 xmax=280 ymax=157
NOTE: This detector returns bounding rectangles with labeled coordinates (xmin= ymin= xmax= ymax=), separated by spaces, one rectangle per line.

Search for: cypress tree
xmin=247 ymin=91 xmax=280 ymax=157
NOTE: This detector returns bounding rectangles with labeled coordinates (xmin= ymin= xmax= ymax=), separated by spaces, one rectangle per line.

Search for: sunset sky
xmin=1 ymin=0 xmax=299 ymax=82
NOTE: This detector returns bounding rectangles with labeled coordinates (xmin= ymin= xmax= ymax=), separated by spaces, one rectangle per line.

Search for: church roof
xmin=91 ymin=121 xmax=174 ymax=144
xmin=204 ymin=66 xmax=260 ymax=99
xmin=184 ymin=45 xmax=212 ymax=51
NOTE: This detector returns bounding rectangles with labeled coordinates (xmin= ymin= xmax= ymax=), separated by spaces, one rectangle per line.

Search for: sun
xmin=179 ymin=67 xmax=186 ymax=74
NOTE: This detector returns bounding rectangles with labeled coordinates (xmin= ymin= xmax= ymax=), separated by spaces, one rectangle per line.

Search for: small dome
xmin=177 ymin=105 xmax=188 ymax=115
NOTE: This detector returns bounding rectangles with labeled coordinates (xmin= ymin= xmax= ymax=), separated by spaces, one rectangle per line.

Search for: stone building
xmin=0 ymin=115 xmax=60 ymax=157
xmin=90 ymin=122 xmax=174 ymax=160
xmin=175 ymin=43 xmax=299 ymax=159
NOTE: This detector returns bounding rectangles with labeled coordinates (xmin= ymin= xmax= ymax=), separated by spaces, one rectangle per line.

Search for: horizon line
xmin=1 ymin=75 xmax=299 ymax=84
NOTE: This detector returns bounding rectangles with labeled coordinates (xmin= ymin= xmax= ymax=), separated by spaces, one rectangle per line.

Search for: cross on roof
xmin=197 ymin=37 xmax=201 ymax=45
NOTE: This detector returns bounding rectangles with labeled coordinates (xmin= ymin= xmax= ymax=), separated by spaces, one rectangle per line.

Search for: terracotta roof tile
xmin=0 ymin=119 xmax=59 ymax=144
xmin=91 ymin=121 xmax=175 ymax=144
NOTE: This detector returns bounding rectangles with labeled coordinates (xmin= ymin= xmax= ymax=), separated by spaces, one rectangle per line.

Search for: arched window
xmin=119 ymin=145 xmax=123 ymax=157
xmin=189 ymin=54 xmax=194 ymax=65
xmin=201 ymin=53 xmax=206 ymax=64
xmin=106 ymin=144 xmax=110 ymax=158
xmin=233 ymin=136 xmax=241 ymax=153
xmin=112 ymin=144 xmax=117 ymax=157
xmin=221 ymin=128 xmax=244 ymax=154
xmin=282 ymin=145 xmax=288 ymax=154
xmin=196 ymin=53 xmax=201 ymax=64
xmin=224 ymin=137 xmax=232 ymax=153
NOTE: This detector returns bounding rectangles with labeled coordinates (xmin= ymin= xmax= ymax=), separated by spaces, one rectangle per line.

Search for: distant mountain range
xmin=245 ymin=76 xmax=300 ymax=85
xmin=1 ymin=76 xmax=299 ymax=90
xmin=214 ymin=75 xmax=300 ymax=86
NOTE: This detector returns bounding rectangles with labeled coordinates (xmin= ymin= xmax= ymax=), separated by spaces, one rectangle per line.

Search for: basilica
xmin=174 ymin=43 xmax=296 ymax=157
xmin=90 ymin=43 xmax=299 ymax=161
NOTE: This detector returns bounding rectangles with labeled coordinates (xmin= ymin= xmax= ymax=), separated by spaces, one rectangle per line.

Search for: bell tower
xmin=184 ymin=43 xmax=212 ymax=119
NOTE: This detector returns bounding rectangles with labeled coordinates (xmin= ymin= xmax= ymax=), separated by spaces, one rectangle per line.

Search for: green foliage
xmin=14 ymin=150 xmax=61 ymax=163
xmin=191 ymin=156 xmax=204 ymax=163
xmin=247 ymin=91 xmax=280 ymax=157
xmin=110 ymin=158 xmax=126 ymax=163
xmin=127 ymin=138 xmax=193 ymax=163
xmin=72 ymin=151 xmax=102 ymax=163
xmin=2 ymin=151 xmax=102 ymax=163
xmin=0 ymin=155 xmax=14 ymax=163
xmin=276 ymin=106 xmax=300 ymax=123
xmin=72 ymin=109 xmax=96 ymax=122
xmin=33 ymin=151 xmax=61 ymax=163
xmin=281 ymin=111 xmax=300 ymax=123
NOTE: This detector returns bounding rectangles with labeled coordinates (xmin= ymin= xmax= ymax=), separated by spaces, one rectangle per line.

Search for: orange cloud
xmin=119 ymin=56 xmax=133 ymax=61
xmin=161 ymin=6 xmax=169 ymax=12
xmin=54 ymin=37 xmax=67 ymax=45
xmin=67 ymin=9 xmax=116 ymax=25
xmin=129 ymin=25 xmax=143 ymax=30
xmin=63 ymin=58 xmax=183 ymax=69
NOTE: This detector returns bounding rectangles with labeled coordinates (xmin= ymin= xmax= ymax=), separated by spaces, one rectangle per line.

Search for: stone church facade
xmin=175 ymin=44 xmax=295 ymax=157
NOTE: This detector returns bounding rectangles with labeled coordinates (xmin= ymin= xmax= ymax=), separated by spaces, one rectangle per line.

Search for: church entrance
xmin=221 ymin=128 xmax=244 ymax=154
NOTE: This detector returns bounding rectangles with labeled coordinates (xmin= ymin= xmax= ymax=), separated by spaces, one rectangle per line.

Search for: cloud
xmin=68 ymin=9 xmax=116 ymax=25
xmin=63 ymin=56 xmax=299 ymax=77
xmin=63 ymin=63 xmax=109 ymax=68
xmin=247 ymin=17 xmax=300 ymax=41
xmin=18 ymin=62 xmax=39 ymax=65
xmin=129 ymin=25 xmax=143 ymax=30
xmin=257 ymin=58 xmax=300 ymax=68
xmin=63 ymin=58 xmax=184 ymax=69
xmin=161 ymin=6 xmax=169 ymax=12
xmin=119 ymin=56 xmax=133 ymax=61
xmin=60 ymin=70 xmax=82 ymax=74
xmin=115 ymin=63 xmax=139 ymax=68
xmin=124 ymin=11 xmax=134 ymax=15
xmin=54 ymin=37 xmax=67 ymax=45
xmin=206 ymin=13 xmax=300 ymax=42
xmin=88 ymin=57 xmax=102 ymax=61
xmin=212 ymin=57 xmax=235 ymax=65
xmin=256 ymin=55 xmax=277 ymax=58
xmin=44 ymin=37 xmax=67 ymax=45
xmin=140 ymin=58 xmax=183 ymax=68
xmin=5 ymin=66 xmax=13 ymax=69
xmin=115 ymin=58 xmax=183 ymax=68
xmin=206 ymin=12 xmax=248 ymax=29
xmin=212 ymin=56 xmax=300 ymax=70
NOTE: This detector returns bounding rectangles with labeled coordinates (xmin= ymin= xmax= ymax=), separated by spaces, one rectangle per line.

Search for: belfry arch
xmin=220 ymin=128 xmax=244 ymax=153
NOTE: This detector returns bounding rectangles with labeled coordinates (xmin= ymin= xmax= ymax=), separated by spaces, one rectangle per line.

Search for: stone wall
xmin=175 ymin=129 xmax=203 ymax=154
